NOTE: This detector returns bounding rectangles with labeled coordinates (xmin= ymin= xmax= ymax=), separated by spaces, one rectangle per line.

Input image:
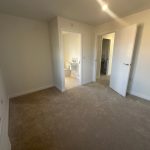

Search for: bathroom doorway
xmin=62 ymin=31 xmax=82 ymax=90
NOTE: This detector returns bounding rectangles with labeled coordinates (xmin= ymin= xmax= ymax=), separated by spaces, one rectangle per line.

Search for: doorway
xmin=62 ymin=31 xmax=82 ymax=90
xmin=95 ymin=25 xmax=137 ymax=96
xmin=101 ymin=39 xmax=110 ymax=75
xmin=97 ymin=33 xmax=115 ymax=86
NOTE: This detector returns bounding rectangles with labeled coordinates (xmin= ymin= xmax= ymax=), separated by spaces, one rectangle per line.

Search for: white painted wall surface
xmin=58 ymin=16 xmax=95 ymax=85
xmin=0 ymin=70 xmax=11 ymax=150
xmin=63 ymin=33 xmax=81 ymax=78
xmin=102 ymin=33 xmax=115 ymax=75
xmin=49 ymin=18 xmax=63 ymax=90
xmin=63 ymin=33 xmax=81 ymax=65
xmin=1 ymin=10 xmax=149 ymax=101
xmin=0 ymin=14 xmax=53 ymax=98
xmin=95 ymin=9 xmax=150 ymax=100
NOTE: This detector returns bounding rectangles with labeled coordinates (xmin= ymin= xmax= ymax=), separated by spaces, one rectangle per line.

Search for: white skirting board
xmin=128 ymin=90 xmax=150 ymax=101
xmin=9 ymin=84 xmax=53 ymax=98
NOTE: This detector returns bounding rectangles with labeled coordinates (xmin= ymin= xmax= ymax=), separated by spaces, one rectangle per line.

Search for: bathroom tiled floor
xmin=65 ymin=77 xmax=80 ymax=90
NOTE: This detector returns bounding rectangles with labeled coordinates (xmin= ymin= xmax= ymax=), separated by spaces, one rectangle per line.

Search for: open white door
xmin=110 ymin=25 xmax=137 ymax=96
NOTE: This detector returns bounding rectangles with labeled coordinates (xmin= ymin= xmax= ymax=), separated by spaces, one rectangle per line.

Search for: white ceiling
xmin=0 ymin=0 xmax=150 ymax=25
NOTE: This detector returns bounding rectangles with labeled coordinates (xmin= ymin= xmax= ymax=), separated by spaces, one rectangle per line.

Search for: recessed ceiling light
xmin=102 ymin=4 xmax=108 ymax=11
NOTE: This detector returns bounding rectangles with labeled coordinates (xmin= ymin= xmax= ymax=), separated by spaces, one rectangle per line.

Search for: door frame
xmin=60 ymin=29 xmax=83 ymax=91
xmin=94 ymin=32 xmax=115 ymax=81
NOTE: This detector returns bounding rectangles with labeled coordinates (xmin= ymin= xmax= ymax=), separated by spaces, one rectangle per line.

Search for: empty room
xmin=0 ymin=0 xmax=150 ymax=150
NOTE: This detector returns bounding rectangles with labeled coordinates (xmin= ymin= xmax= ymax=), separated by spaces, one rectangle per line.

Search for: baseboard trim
xmin=128 ymin=90 xmax=150 ymax=101
xmin=9 ymin=84 xmax=53 ymax=98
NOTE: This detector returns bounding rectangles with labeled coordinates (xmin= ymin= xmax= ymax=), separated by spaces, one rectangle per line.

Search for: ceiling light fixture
xmin=96 ymin=0 xmax=128 ymax=26
xmin=102 ymin=3 xmax=108 ymax=11
xmin=96 ymin=0 xmax=108 ymax=11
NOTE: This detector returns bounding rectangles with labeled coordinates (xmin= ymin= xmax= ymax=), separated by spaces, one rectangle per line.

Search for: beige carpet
xmin=9 ymin=81 xmax=150 ymax=150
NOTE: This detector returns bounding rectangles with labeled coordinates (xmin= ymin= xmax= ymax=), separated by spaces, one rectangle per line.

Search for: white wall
xmin=49 ymin=17 xmax=63 ymax=90
xmin=95 ymin=9 xmax=150 ymax=100
xmin=63 ymin=33 xmax=81 ymax=78
xmin=0 ymin=14 xmax=53 ymax=98
xmin=58 ymin=16 xmax=95 ymax=86
xmin=1 ymin=10 xmax=149 ymax=101
xmin=0 ymin=70 xmax=11 ymax=150
xmin=102 ymin=33 xmax=115 ymax=75
xmin=63 ymin=33 xmax=81 ymax=65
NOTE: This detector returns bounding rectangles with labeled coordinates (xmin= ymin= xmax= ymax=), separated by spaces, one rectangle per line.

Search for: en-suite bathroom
xmin=62 ymin=31 xmax=81 ymax=90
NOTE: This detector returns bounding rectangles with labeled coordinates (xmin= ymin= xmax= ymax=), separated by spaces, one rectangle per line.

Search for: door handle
xmin=123 ymin=63 xmax=130 ymax=66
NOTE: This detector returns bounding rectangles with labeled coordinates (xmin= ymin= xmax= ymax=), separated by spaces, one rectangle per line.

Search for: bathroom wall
xmin=63 ymin=32 xmax=81 ymax=78
xmin=63 ymin=33 xmax=81 ymax=65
